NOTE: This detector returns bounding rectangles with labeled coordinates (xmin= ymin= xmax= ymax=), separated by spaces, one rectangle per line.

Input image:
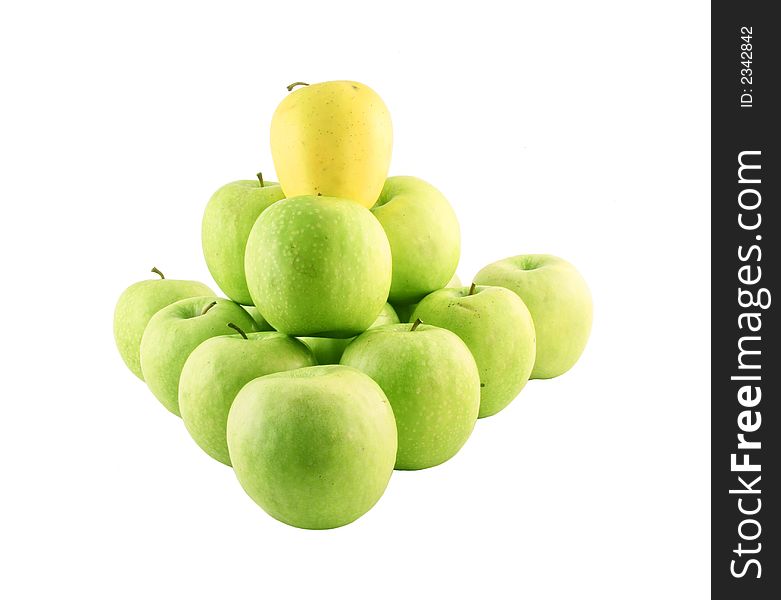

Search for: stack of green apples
xmin=113 ymin=80 xmax=593 ymax=530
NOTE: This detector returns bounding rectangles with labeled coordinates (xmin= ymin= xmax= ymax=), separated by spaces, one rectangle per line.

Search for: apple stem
xmin=201 ymin=301 xmax=217 ymax=316
xmin=227 ymin=322 xmax=248 ymax=339
xmin=286 ymin=81 xmax=309 ymax=92
xmin=468 ymin=282 xmax=477 ymax=295
xmin=410 ymin=318 xmax=422 ymax=332
xmin=256 ymin=172 xmax=264 ymax=187
xmin=151 ymin=267 xmax=165 ymax=280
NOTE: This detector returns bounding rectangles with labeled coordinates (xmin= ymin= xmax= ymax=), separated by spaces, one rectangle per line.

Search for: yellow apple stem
xmin=468 ymin=283 xmax=477 ymax=295
xmin=227 ymin=322 xmax=248 ymax=339
xmin=151 ymin=267 xmax=165 ymax=280
xmin=256 ymin=172 xmax=264 ymax=187
xmin=410 ymin=318 xmax=422 ymax=332
xmin=286 ymin=81 xmax=309 ymax=92
xmin=201 ymin=301 xmax=217 ymax=316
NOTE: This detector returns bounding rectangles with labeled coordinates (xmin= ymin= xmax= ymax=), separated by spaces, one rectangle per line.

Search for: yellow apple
xmin=270 ymin=81 xmax=392 ymax=208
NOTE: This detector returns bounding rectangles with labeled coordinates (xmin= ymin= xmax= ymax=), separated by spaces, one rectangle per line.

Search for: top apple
xmin=270 ymin=81 xmax=393 ymax=208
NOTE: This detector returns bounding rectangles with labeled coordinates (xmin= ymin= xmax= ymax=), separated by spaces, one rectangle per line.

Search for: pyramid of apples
xmin=113 ymin=81 xmax=593 ymax=529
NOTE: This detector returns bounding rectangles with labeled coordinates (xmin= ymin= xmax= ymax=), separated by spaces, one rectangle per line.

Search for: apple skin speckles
xmin=244 ymin=195 xmax=392 ymax=338
xmin=271 ymin=80 xmax=392 ymax=208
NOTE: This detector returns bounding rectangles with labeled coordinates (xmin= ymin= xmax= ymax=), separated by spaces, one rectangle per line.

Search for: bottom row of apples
xmin=114 ymin=254 xmax=592 ymax=529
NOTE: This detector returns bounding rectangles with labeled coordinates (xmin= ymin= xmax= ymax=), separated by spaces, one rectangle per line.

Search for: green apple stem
xmin=201 ymin=301 xmax=217 ymax=316
xmin=227 ymin=322 xmax=248 ymax=339
xmin=468 ymin=282 xmax=477 ymax=295
xmin=151 ymin=267 xmax=165 ymax=280
xmin=256 ymin=172 xmax=264 ymax=187
xmin=286 ymin=81 xmax=309 ymax=91
xmin=410 ymin=318 xmax=422 ymax=332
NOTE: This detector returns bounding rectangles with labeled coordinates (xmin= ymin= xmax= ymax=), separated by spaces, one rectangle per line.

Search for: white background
xmin=0 ymin=1 xmax=710 ymax=598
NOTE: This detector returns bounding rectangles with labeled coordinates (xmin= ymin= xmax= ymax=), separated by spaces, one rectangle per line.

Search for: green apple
xmin=392 ymin=304 xmax=413 ymax=324
xmin=371 ymin=176 xmax=460 ymax=304
xmin=227 ymin=365 xmax=397 ymax=529
xmin=341 ymin=322 xmax=480 ymax=469
xmin=245 ymin=195 xmax=392 ymax=337
xmin=393 ymin=273 xmax=461 ymax=323
xmin=113 ymin=268 xmax=214 ymax=380
xmin=446 ymin=273 xmax=463 ymax=288
xmin=411 ymin=285 xmax=536 ymax=418
xmin=369 ymin=302 xmax=401 ymax=327
xmin=139 ymin=296 xmax=258 ymax=415
xmin=474 ymin=254 xmax=592 ymax=379
xmin=298 ymin=337 xmax=348 ymax=367
xmin=301 ymin=303 xmax=399 ymax=365
xmin=242 ymin=305 xmax=274 ymax=331
xmin=201 ymin=174 xmax=285 ymax=305
xmin=179 ymin=327 xmax=315 ymax=465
